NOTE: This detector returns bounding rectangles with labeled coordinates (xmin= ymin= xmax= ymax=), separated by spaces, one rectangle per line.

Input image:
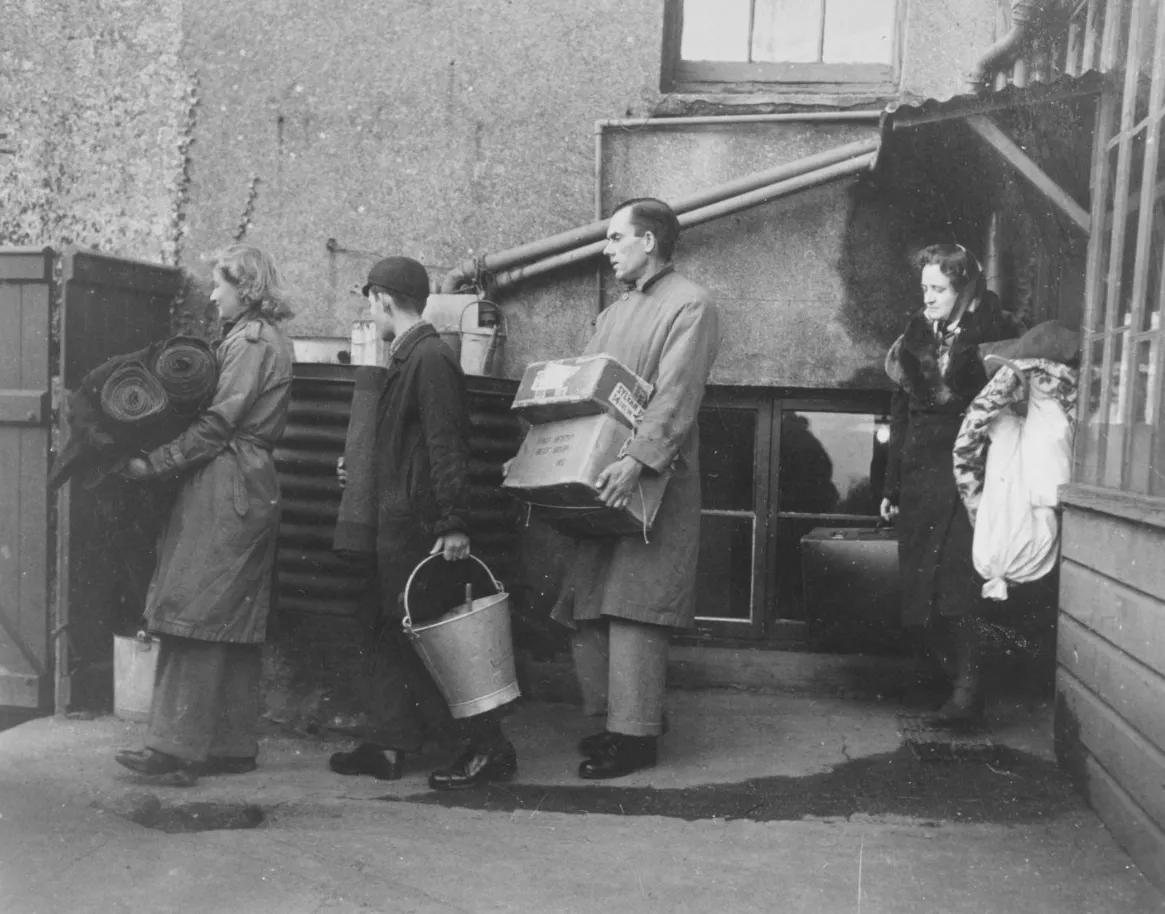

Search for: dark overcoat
xmin=883 ymin=291 xmax=1022 ymax=627
xmin=550 ymin=267 xmax=720 ymax=630
xmin=141 ymin=317 xmax=294 ymax=643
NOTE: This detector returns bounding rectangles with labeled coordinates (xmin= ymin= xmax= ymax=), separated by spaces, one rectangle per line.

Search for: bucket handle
xmin=460 ymin=299 xmax=507 ymax=336
xmin=401 ymin=553 xmax=504 ymax=633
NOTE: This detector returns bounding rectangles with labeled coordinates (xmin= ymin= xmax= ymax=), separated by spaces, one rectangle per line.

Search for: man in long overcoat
xmin=549 ymin=197 xmax=720 ymax=779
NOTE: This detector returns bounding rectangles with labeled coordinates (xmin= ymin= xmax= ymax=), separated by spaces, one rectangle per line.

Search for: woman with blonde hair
xmin=115 ymin=244 xmax=295 ymax=784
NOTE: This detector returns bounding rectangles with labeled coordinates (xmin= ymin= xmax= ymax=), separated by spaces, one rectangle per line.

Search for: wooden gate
xmin=0 ymin=249 xmax=53 ymax=710
xmin=55 ymin=248 xmax=180 ymax=712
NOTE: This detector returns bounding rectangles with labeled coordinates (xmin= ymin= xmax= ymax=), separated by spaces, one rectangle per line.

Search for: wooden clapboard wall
xmin=0 ymin=249 xmax=53 ymax=711
xmin=1056 ymin=491 xmax=1165 ymax=892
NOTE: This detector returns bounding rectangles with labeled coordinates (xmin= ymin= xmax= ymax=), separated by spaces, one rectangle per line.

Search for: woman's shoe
xmin=328 ymin=743 xmax=403 ymax=781
xmin=115 ymin=747 xmax=187 ymax=776
xmin=578 ymin=734 xmax=657 ymax=780
xmin=203 ymin=755 xmax=259 ymax=776
xmin=929 ymin=692 xmax=987 ymax=729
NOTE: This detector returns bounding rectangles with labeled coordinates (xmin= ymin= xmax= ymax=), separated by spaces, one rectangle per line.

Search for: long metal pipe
xmin=491 ymin=152 xmax=877 ymax=292
xmin=964 ymin=0 xmax=1042 ymax=93
xmin=441 ymin=136 xmax=881 ymax=292
xmin=595 ymin=111 xmax=884 ymax=128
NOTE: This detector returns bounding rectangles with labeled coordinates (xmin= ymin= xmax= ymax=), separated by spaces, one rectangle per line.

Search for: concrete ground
xmin=1 ymin=689 xmax=1162 ymax=914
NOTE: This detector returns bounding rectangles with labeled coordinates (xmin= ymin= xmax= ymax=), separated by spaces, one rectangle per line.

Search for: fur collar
xmin=885 ymin=292 xmax=1022 ymax=407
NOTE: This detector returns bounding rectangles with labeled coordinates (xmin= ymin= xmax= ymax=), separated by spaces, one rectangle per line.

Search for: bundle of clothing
xmin=50 ymin=336 xmax=219 ymax=490
xmin=952 ymin=320 xmax=1080 ymax=600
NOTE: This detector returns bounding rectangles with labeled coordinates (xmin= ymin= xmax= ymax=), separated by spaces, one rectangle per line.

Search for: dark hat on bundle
xmin=362 ymin=256 xmax=430 ymax=302
xmin=979 ymin=319 xmax=1080 ymax=374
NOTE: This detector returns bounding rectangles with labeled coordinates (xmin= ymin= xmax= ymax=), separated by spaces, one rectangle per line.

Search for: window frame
xmin=687 ymin=386 xmax=891 ymax=645
xmin=660 ymin=0 xmax=904 ymax=95
xmin=1075 ymin=0 xmax=1165 ymax=496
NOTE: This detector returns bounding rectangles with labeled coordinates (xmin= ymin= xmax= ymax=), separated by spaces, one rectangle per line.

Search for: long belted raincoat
xmin=550 ymin=267 xmax=720 ymax=631
xmin=140 ymin=317 xmax=294 ymax=643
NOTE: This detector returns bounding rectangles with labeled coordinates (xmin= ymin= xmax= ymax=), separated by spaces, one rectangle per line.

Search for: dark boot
xmin=578 ymin=733 xmax=657 ymax=780
xmin=329 ymin=743 xmax=403 ymax=780
xmin=428 ymin=739 xmax=518 ymax=790
xmin=931 ymin=621 xmax=985 ymax=728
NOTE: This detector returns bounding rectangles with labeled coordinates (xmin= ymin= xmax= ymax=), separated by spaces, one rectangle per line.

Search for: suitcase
xmin=800 ymin=525 xmax=906 ymax=654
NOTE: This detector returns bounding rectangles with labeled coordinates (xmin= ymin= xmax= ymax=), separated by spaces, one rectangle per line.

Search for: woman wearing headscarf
xmin=880 ymin=244 xmax=1022 ymax=725
xmin=114 ymin=244 xmax=295 ymax=784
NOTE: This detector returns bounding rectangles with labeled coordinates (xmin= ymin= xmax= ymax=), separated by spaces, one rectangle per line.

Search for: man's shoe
xmin=428 ymin=740 xmax=517 ymax=790
xmin=328 ymin=743 xmax=402 ymax=781
xmin=203 ymin=755 xmax=259 ymax=776
xmin=577 ymin=713 xmax=669 ymax=755
xmin=578 ymin=734 xmax=657 ymax=780
xmin=577 ymin=730 xmax=618 ymax=756
xmin=115 ymin=748 xmax=201 ymax=783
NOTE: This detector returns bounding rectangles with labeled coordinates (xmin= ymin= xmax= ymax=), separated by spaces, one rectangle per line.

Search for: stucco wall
xmin=0 ymin=0 xmax=190 ymax=262
xmin=175 ymin=0 xmax=1001 ymax=386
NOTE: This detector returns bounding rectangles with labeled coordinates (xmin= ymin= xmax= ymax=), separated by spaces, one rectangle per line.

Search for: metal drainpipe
xmin=440 ymin=111 xmax=883 ymax=293
xmin=491 ymin=152 xmax=877 ymax=292
xmin=963 ymin=0 xmax=1042 ymax=94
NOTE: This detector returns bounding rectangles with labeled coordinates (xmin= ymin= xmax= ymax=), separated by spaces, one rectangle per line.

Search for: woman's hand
xmin=336 ymin=456 xmax=348 ymax=489
xmin=121 ymin=458 xmax=151 ymax=480
xmin=879 ymin=498 xmax=899 ymax=523
xmin=431 ymin=532 xmax=471 ymax=562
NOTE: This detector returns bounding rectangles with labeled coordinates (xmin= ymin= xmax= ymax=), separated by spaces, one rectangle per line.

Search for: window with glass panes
xmin=662 ymin=0 xmax=900 ymax=91
xmin=1078 ymin=0 xmax=1165 ymax=494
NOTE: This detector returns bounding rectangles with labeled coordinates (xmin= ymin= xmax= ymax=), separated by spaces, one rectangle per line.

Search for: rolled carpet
xmin=152 ymin=336 xmax=217 ymax=411
xmin=100 ymin=360 xmax=169 ymax=424
xmin=333 ymin=365 xmax=387 ymax=559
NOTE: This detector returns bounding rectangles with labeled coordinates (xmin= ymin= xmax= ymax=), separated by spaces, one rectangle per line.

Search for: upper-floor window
xmin=662 ymin=0 xmax=900 ymax=93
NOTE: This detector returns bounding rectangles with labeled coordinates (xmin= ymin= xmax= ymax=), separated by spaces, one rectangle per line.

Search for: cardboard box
xmin=502 ymin=413 xmax=669 ymax=537
xmin=511 ymin=355 xmax=653 ymax=428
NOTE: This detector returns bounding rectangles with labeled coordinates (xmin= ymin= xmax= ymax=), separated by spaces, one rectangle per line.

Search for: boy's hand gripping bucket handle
xmin=401 ymin=554 xmax=504 ymax=633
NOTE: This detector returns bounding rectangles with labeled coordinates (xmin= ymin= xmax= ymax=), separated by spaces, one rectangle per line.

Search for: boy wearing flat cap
xmin=329 ymin=256 xmax=517 ymax=790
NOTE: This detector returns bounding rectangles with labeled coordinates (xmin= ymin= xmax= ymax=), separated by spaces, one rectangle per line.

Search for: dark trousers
xmin=146 ymin=635 xmax=262 ymax=762
xmin=363 ymin=553 xmax=509 ymax=753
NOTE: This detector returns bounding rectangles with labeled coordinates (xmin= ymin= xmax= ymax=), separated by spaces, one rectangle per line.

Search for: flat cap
xmin=362 ymin=256 xmax=430 ymax=303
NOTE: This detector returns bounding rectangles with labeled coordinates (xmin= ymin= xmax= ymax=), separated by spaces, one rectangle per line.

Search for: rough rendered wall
xmin=0 ymin=0 xmax=190 ymax=262
xmin=178 ymin=0 xmax=658 ymax=358
xmin=177 ymin=0 xmax=1000 ymax=383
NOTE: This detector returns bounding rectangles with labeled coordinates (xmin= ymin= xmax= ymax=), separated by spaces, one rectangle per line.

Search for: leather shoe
xmin=577 ymin=730 xmax=618 ymax=756
xmin=115 ymin=747 xmax=199 ymax=779
xmin=428 ymin=740 xmax=517 ymax=790
xmin=579 ymin=734 xmax=657 ymax=780
xmin=329 ymin=743 xmax=403 ymax=781
xmin=578 ymin=713 xmax=669 ymax=755
xmin=204 ymin=755 xmax=258 ymax=776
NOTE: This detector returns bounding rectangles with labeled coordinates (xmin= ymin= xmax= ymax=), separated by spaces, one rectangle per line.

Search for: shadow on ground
xmin=382 ymin=745 xmax=1082 ymax=825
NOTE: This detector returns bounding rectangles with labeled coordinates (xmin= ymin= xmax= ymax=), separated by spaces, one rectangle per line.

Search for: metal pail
xmin=113 ymin=632 xmax=158 ymax=722
xmin=401 ymin=555 xmax=520 ymax=718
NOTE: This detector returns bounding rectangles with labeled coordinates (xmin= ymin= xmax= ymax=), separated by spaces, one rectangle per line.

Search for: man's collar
xmin=637 ymin=263 xmax=674 ymax=294
xmin=389 ymin=320 xmax=435 ymax=362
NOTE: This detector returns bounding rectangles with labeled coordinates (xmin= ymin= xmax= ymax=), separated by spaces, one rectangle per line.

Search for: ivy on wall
xmin=0 ymin=0 xmax=190 ymax=266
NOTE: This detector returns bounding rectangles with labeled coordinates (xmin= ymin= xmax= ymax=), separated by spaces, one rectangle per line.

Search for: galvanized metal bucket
xmin=113 ymin=632 xmax=158 ymax=722
xmin=401 ymin=555 xmax=520 ymax=718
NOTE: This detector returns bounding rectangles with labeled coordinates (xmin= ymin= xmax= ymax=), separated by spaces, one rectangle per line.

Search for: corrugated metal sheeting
xmin=273 ymin=364 xmax=523 ymax=619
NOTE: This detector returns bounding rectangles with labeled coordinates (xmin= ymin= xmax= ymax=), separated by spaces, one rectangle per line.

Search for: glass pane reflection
xmin=778 ymin=411 xmax=887 ymax=516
